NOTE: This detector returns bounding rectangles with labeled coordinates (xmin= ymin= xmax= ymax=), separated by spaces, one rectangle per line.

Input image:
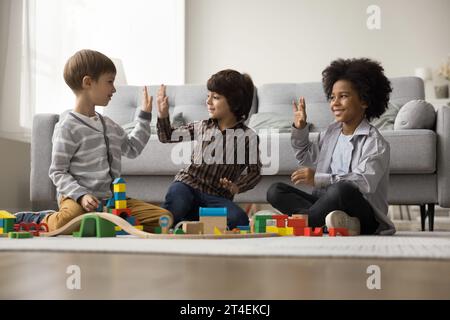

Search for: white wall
xmin=186 ymin=0 xmax=450 ymax=87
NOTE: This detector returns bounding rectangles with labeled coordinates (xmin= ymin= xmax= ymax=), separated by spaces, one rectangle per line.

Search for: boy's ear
xmin=81 ymin=75 xmax=92 ymax=89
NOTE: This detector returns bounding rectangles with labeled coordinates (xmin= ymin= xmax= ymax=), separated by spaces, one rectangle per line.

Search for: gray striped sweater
xmin=49 ymin=111 xmax=151 ymax=202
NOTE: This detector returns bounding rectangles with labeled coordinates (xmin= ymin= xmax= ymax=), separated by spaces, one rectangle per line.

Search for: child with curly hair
xmin=267 ymin=58 xmax=396 ymax=235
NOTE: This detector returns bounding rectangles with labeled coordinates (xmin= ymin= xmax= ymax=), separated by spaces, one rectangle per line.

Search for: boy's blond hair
xmin=63 ymin=49 xmax=116 ymax=92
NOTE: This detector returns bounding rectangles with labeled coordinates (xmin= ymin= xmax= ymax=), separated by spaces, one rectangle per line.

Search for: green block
xmin=174 ymin=229 xmax=185 ymax=234
xmin=8 ymin=231 xmax=33 ymax=239
xmin=73 ymin=214 xmax=116 ymax=238
xmin=3 ymin=219 xmax=15 ymax=233
xmin=153 ymin=226 xmax=162 ymax=234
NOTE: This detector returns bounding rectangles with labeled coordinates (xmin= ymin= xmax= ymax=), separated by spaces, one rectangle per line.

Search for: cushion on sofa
xmin=248 ymin=112 xmax=294 ymax=133
xmin=394 ymin=100 xmax=436 ymax=130
xmin=370 ymin=102 xmax=402 ymax=131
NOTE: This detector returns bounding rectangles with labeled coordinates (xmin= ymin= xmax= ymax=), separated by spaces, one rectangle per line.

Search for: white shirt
xmin=330 ymin=133 xmax=353 ymax=175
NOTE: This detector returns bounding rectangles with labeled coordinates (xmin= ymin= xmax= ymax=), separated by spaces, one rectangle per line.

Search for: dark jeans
xmin=266 ymin=181 xmax=379 ymax=235
xmin=162 ymin=181 xmax=249 ymax=230
xmin=14 ymin=210 xmax=56 ymax=224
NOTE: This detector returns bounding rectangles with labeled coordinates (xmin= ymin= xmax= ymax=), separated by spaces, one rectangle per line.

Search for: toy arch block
xmin=111 ymin=208 xmax=131 ymax=219
xmin=72 ymin=214 xmax=116 ymax=238
xmin=304 ymin=227 xmax=323 ymax=237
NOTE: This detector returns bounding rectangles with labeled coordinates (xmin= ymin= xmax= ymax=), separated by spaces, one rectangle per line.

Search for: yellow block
xmin=240 ymin=230 xmax=248 ymax=234
xmin=115 ymin=200 xmax=127 ymax=209
xmin=0 ymin=227 xmax=3 ymax=234
xmin=135 ymin=225 xmax=143 ymax=231
xmin=285 ymin=227 xmax=294 ymax=235
xmin=266 ymin=226 xmax=278 ymax=234
xmin=214 ymin=226 xmax=222 ymax=235
xmin=115 ymin=226 xmax=121 ymax=231
xmin=113 ymin=184 xmax=126 ymax=192
xmin=0 ymin=210 xmax=15 ymax=219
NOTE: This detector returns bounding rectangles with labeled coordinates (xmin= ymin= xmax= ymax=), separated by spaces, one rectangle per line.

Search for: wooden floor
xmin=1 ymin=251 xmax=449 ymax=299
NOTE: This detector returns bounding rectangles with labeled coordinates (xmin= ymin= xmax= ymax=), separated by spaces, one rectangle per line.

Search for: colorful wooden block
xmin=328 ymin=227 xmax=349 ymax=237
xmin=291 ymin=214 xmax=308 ymax=227
xmin=8 ymin=231 xmax=33 ymax=239
xmin=111 ymin=208 xmax=131 ymax=219
xmin=266 ymin=226 xmax=278 ymax=233
xmin=72 ymin=214 xmax=116 ymax=238
xmin=113 ymin=184 xmax=126 ymax=193
xmin=304 ymin=227 xmax=323 ymax=237
xmin=287 ymin=218 xmax=306 ymax=228
xmin=182 ymin=221 xmax=204 ymax=234
xmin=114 ymin=192 xmax=126 ymax=200
xmin=293 ymin=227 xmax=305 ymax=236
xmin=199 ymin=207 xmax=227 ymax=216
xmin=115 ymin=200 xmax=127 ymax=209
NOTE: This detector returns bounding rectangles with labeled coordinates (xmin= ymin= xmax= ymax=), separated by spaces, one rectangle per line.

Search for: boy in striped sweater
xmin=16 ymin=49 xmax=171 ymax=232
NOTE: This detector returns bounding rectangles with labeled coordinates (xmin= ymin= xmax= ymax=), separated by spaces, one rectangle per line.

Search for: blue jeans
xmin=162 ymin=182 xmax=249 ymax=229
xmin=14 ymin=210 xmax=56 ymax=224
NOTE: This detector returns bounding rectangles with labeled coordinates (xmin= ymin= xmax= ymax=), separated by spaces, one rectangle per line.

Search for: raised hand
xmin=142 ymin=86 xmax=153 ymax=113
xmin=219 ymin=177 xmax=239 ymax=195
xmin=157 ymin=84 xmax=169 ymax=118
xmin=293 ymin=96 xmax=307 ymax=129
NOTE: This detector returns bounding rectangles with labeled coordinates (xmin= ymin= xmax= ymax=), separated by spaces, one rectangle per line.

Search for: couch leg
xmin=420 ymin=204 xmax=427 ymax=231
xmin=427 ymin=204 xmax=435 ymax=231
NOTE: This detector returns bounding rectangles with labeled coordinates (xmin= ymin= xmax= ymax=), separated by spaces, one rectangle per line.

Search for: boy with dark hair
xmin=267 ymin=58 xmax=396 ymax=235
xmin=16 ymin=49 xmax=171 ymax=232
xmin=156 ymin=69 xmax=262 ymax=229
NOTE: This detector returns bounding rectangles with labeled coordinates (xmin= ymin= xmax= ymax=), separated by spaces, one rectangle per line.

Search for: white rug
xmin=1 ymin=231 xmax=450 ymax=260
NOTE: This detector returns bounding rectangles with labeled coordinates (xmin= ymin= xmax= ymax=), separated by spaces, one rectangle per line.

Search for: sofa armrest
xmin=437 ymin=105 xmax=450 ymax=207
xmin=30 ymin=113 xmax=59 ymax=210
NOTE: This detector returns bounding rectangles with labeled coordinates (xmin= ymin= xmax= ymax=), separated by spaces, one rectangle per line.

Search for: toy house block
xmin=182 ymin=221 xmax=204 ymax=234
xmin=199 ymin=207 xmax=227 ymax=234
xmin=214 ymin=227 xmax=223 ymax=235
xmin=287 ymin=218 xmax=306 ymax=228
xmin=328 ymin=227 xmax=349 ymax=236
xmin=200 ymin=216 xmax=227 ymax=234
xmin=115 ymin=200 xmax=127 ymax=209
xmin=273 ymin=215 xmax=289 ymax=227
xmin=114 ymin=192 xmax=126 ymax=201
xmin=265 ymin=219 xmax=277 ymax=227
xmin=304 ymin=227 xmax=323 ymax=237
xmin=254 ymin=215 xmax=273 ymax=233
xmin=72 ymin=214 xmax=116 ymax=238
xmin=111 ymin=208 xmax=131 ymax=219
xmin=291 ymin=214 xmax=308 ymax=227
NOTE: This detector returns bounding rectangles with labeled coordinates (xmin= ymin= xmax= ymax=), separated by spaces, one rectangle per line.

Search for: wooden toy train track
xmin=40 ymin=212 xmax=279 ymax=239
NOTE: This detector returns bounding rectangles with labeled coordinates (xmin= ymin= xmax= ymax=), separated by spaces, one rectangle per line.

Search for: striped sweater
xmin=49 ymin=111 xmax=151 ymax=202
xmin=157 ymin=117 xmax=262 ymax=199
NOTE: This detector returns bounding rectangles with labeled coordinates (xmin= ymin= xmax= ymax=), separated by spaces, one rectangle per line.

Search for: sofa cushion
xmin=394 ymin=100 xmax=436 ymax=130
xmin=248 ymin=112 xmax=294 ymax=133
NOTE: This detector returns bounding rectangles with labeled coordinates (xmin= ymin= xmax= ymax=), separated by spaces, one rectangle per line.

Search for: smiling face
xmin=206 ymin=91 xmax=235 ymax=122
xmin=89 ymin=72 xmax=116 ymax=106
xmin=330 ymin=80 xmax=367 ymax=131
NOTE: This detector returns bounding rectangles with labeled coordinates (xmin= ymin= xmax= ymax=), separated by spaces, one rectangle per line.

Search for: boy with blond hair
xmin=16 ymin=49 xmax=171 ymax=232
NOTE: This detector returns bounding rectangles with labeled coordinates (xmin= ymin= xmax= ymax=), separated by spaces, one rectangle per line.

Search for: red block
xmin=287 ymin=218 xmax=306 ymax=228
xmin=304 ymin=227 xmax=323 ymax=237
xmin=293 ymin=227 xmax=305 ymax=236
xmin=328 ymin=227 xmax=349 ymax=237
xmin=111 ymin=208 xmax=131 ymax=219
xmin=273 ymin=215 xmax=289 ymax=227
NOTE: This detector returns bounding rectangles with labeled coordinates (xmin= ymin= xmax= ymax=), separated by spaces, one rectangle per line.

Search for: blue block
xmin=113 ymin=177 xmax=125 ymax=184
xmin=106 ymin=198 xmax=115 ymax=208
xmin=116 ymin=229 xmax=129 ymax=236
xmin=126 ymin=216 xmax=136 ymax=226
xmin=0 ymin=219 xmax=3 ymax=227
xmin=114 ymin=192 xmax=126 ymax=200
xmin=199 ymin=207 xmax=227 ymax=217
xmin=96 ymin=202 xmax=103 ymax=212
xmin=236 ymin=225 xmax=250 ymax=231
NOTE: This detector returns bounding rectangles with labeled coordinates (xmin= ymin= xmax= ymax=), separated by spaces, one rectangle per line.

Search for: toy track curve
xmin=39 ymin=212 xmax=279 ymax=239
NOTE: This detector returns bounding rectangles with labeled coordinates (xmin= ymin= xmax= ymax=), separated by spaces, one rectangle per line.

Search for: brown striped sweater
xmin=157 ymin=117 xmax=262 ymax=200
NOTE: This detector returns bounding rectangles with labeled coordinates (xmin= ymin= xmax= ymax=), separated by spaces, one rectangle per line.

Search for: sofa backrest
xmin=256 ymin=77 xmax=425 ymax=132
xmin=104 ymin=85 xmax=258 ymax=125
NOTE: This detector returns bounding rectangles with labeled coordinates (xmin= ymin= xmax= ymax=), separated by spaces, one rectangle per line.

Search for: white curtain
xmin=0 ymin=0 xmax=185 ymax=141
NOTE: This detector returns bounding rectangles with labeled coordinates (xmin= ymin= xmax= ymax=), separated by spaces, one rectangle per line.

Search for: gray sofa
xmin=31 ymin=77 xmax=450 ymax=230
